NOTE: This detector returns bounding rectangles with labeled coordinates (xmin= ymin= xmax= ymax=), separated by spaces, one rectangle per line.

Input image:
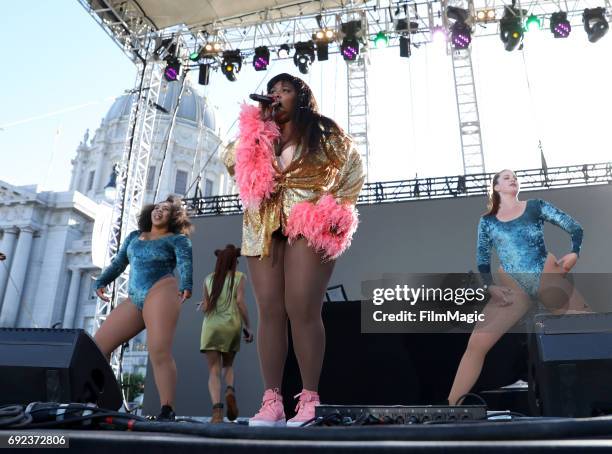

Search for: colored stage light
xmin=341 ymin=38 xmax=359 ymax=60
xmin=500 ymin=6 xmax=525 ymax=51
xmin=293 ymin=41 xmax=315 ymax=74
xmin=432 ymin=26 xmax=447 ymax=43
xmin=583 ymin=8 xmax=609 ymax=43
xmin=374 ymin=31 xmax=389 ymax=48
xmin=253 ymin=46 xmax=270 ymax=71
xmin=550 ymin=11 xmax=571 ymax=38
xmin=525 ymin=14 xmax=542 ymax=32
xmin=221 ymin=50 xmax=242 ymax=82
xmin=164 ymin=57 xmax=180 ymax=81
xmin=451 ymin=22 xmax=472 ymax=49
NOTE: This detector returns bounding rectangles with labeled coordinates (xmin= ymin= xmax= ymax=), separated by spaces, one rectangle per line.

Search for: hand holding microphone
xmin=250 ymin=93 xmax=280 ymax=121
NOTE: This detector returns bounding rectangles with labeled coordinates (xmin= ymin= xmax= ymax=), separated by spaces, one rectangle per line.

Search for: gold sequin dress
xmin=223 ymin=122 xmax=365 ymax=258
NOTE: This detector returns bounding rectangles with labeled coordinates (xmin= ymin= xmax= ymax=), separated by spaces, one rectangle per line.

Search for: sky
xmin=1 ymin=1 xmax=611 ymax=193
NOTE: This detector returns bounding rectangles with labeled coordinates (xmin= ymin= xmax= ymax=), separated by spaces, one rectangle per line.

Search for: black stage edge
xmin=5 ymin=417 xmax=612 ymax=453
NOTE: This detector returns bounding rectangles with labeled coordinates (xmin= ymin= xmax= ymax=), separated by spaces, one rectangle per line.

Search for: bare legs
xmin=447 ymin=253 xmax=590 ymax=405
xmin=247 ymin=234 xmax=334 ymax=394
xmin=94 ymin=276 xmax=182 ymax=409
xmin=204 ymin=350 xmax=236 ymax=404
xmin=284 ymin=238 xmax=334 ymax=391
xmin=247 ymin=235 xmax=287 ymax=390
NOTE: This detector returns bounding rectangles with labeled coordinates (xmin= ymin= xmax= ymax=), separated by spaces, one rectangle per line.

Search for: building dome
xmin=104 ymin=80 xmax=216 ymax=130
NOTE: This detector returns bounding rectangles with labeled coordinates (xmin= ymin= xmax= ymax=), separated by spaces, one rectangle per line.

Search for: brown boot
xmin=225 ymin=386 xmax=239 ymax=421
xmin=211 ymin=403 xmax=224 ymax=424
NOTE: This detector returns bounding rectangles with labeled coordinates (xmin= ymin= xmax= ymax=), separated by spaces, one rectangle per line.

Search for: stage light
xmin=313 ymin=28 xmax=334 ymax=61
xmin=583 ymin=8 xmax=609 ymax=43
xmin=278 ymin=44 xmax=291 ymax=58
xmin=550 ymin=11 xmax=571 ymax=38
xmin=189 ymin=50 xmax=200 ymax=61
xmin=221 ymin=50 xmax=242 ymax=82
xmin=340 ymin=20 xmax=362 ymax=61
xmin=525 ymin=14 xmax=542 ymax=31
xmin=198 ymin=63 xmax=210 ymax=85
xmin=399 ymin=35 xmax=411 ymax=57
xmin=500 ymin=6 xmax=525 ymax=51
xmin=293 ymin=41 xmax=315 ymax=74
xmin=164 ymin=57 xmax=180 ymax=81
xmin=253 ymin=46 xmax=270 ymax=71
xmin=447 ymin=7 xmax=472 ymax=49
xmin=203 ymin=42 xmax=222 ymax=55
xmin=451 ymin=22 xmax=472 ymax=49
xmin=341 ymin=38 xmax=359 ymax=60
xmin=432 ymin=26 xmax=447 ymax=43
xmin=373 ymin=31 xmax=389 ymax=48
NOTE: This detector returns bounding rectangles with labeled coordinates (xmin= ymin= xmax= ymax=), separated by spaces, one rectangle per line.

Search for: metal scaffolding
xmin=347 ymin=55 xmax=372 ymax=181
xmin=451 ymin=48 xmax=486 ymax=175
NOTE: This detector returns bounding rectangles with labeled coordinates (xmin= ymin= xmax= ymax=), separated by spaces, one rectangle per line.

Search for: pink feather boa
xmin=235 ymin=104 xmax=280 ymax=210
xmin=285 ymin=194 xmax=359 ymax=260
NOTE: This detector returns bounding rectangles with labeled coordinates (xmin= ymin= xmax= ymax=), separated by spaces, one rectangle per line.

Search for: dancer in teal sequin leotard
xmin=448 ymin=170 xmax=590 ymax=406
xmin=94 ymin=196 xmax=193 ymax=421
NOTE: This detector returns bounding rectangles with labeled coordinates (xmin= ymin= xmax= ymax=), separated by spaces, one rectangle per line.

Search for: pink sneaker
xmin=286 ymin=389 xmax=320 ymax=427
xmin=248 ymin=388 xmax=286 ymax=427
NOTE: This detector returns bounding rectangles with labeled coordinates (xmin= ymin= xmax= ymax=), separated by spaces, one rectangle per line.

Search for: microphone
xmin=249 ymin=93 xmax=275 ymax=104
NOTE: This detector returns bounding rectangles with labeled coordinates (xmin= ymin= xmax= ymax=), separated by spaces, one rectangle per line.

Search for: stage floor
xmin=5 ymin=415 xmax=612 ymax=453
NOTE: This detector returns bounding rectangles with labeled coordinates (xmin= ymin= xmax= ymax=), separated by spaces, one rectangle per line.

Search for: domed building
xmin=0 ymin=81 xmax=226 ymax=378
xmin=70 ymin=80 xmax=229 ymax=203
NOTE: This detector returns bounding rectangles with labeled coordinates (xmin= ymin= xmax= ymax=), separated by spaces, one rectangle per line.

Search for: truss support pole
xmin=451 ymin=48 xmax=486 ymax=175
xmin=346 ymin=55 xmax=371 ymax=181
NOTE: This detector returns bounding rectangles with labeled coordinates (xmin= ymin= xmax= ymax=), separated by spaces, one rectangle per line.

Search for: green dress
xmin=200 ymin=271 xmax=244 ymax=353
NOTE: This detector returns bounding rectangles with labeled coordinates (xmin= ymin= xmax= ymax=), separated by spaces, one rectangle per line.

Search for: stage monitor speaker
xmin=528 ymin=312 xmax=612 ymax=417
xmin=0 ymin=328 xmax=122 ymax=410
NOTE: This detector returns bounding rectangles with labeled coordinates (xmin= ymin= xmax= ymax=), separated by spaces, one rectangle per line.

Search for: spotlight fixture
xmin=373 ymin=31 xmax=389 ymax=48
xmin=277 ymin=43 xmax=291 ymax=58
xmin=525 ymin=14 xmax=542 ymax=32
xmin=396 ymin=19 xmax=419 ymax=33
xmin=293 ymin=41 xmax=315 ymax=74
xmin=431 ymin=25 xmax=448 ymax=43
xmin=253 ymin=46 xmax=270 ymax=71
xmin=340 ymin=38 xmax=359 ymax=60
xmin=202 ymin=41 xmax=223 ymax=56
xmin=340 ymin=20 xmax=363 ymax=61
xmin=451 ymin=22 xmax=472 ymax=49
xmin=189 ymin=49 xmax=200 ymax=61
xmin=399 ymin=35 xmax=411 ymax=57
xmin=164 ymin=57 xmax=180 ymax=81
xmin=476 ymin=9 xmax=496 ymax=22
xmin=447 ymin=6 xmax=472 ymax=49
xmin=221 ymin=50 xmax=242 ymax=82
xmin=550 ymin=11 xmax=571 ymax=38
xmin=500 ymin=6 xmax=525 ymax=51
xmin=583 ymin=7 xmax=609 ymax=43
xmin=313 ymin=28 xmax=335 ymax=61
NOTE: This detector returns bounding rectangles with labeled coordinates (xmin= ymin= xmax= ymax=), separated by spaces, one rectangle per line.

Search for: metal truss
xmin=347 ymin=55 xmax=372 ymax=181
xmin=183 ymin=162 xmax=612 ymax=216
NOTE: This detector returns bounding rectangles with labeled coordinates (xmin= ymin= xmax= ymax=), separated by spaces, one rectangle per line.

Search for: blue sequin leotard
xmin=477 ymin=199 xmax=583 ymax=297
xmin=95 ymin=231 xmax=193 ymax=309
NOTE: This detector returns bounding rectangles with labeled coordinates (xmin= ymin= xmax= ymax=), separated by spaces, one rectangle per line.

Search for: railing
xmin=184 ymin=162 xmax=612 ymax=217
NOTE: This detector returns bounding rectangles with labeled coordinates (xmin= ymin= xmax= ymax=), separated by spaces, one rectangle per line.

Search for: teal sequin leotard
xmin=477 ymin=199 xmax=583 ymax=297
xmin=95 ymin=231 xmax=193 ymax=309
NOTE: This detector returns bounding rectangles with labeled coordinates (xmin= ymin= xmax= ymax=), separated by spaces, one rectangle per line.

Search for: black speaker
xmin=0 ymin=328 xmax=122 ymax=410
xmin=528 ymin=313 xmax=612 ymax=417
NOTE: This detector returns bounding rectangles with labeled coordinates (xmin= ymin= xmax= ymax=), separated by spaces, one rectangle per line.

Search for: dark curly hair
xmin=267 ymin=73 xmax=343 ymax=155
xmin=138 ymin=195 xmax=193 ymax=235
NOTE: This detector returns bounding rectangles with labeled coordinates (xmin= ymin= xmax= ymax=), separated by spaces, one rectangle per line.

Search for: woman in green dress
xmin=200 ymin=244 xmax=254 ymax=423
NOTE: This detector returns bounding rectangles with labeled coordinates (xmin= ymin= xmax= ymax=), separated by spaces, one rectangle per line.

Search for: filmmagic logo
xmin=372 ymin=284 xmax=487 ymax=306
xmin=372 ymin=310 xmax=485 ymax=324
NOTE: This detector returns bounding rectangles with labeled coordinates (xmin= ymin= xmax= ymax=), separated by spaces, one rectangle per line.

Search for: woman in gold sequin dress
xmin=223 ymin=73 xmax=364 ymax=427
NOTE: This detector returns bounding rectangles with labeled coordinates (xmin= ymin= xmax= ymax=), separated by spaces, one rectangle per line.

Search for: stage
xmin=5 ymin=416 xmax=612 ymax=452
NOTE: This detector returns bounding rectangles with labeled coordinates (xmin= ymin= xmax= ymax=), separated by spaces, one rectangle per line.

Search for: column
xmin=0 ymin=227 xmax=19 ymax=311
xmin=0 ymin=227 xmax=35 ymax=327
xmin=62 ymin=268 xmax=82 ymax=329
